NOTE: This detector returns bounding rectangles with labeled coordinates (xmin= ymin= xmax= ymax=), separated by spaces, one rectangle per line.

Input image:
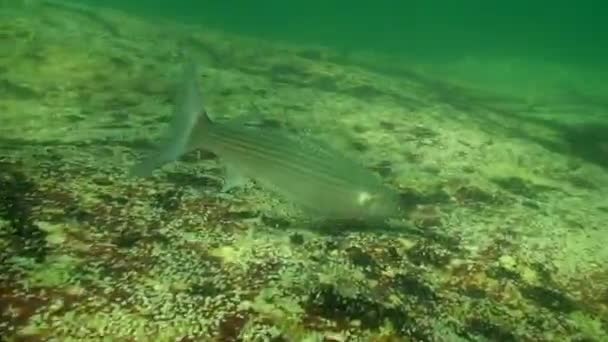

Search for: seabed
xmin=1 ymin=1 xmax=607 ymax=341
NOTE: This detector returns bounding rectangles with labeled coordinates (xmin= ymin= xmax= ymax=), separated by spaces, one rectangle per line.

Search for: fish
xmin=131 ymin=62 xmax=402 ymax=221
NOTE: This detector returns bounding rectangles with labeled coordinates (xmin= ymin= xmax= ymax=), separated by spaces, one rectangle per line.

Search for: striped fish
xmin=131 ymin=62 xmax=401 ymax=220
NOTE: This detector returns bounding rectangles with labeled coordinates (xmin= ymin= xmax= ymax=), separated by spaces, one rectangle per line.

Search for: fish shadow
xmin=299 ymin=216 xmax=413 ymax=236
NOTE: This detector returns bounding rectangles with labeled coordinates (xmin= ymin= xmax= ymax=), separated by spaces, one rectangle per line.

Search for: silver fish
xmin=132 ymin=62 xmax=401 ymax=220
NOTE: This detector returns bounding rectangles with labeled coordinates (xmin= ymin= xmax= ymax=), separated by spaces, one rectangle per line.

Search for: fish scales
xmin=204 ymin=125 xmax=379 ymax=211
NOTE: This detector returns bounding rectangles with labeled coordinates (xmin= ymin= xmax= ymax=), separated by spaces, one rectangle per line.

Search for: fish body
xmin=132 ymin=63 xmax=401 ymax=220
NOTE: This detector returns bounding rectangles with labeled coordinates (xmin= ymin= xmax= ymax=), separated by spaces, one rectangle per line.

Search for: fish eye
xmin=356 ymin=191 xmax=374 ymax=206
xmin=363 ymin=190 xmax=401 ymax=215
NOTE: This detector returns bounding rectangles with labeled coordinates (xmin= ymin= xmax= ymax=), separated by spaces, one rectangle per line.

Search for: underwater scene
xmin=1 ymin=0 xmax=607 ymax=341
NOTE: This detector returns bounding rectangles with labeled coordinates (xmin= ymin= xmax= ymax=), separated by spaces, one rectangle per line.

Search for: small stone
xmin=499 ymin=255 xmax=517 ymax=271
xmin=520 ymin=266 xmax=538 ymax=283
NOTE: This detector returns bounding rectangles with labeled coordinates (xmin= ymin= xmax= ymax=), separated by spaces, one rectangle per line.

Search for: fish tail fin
xmin=130 ymin=61 xmax=211 ymax=177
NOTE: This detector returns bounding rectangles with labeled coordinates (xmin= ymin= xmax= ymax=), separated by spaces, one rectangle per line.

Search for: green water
xmin=83 ymin=0 xmax=607 ymax=67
